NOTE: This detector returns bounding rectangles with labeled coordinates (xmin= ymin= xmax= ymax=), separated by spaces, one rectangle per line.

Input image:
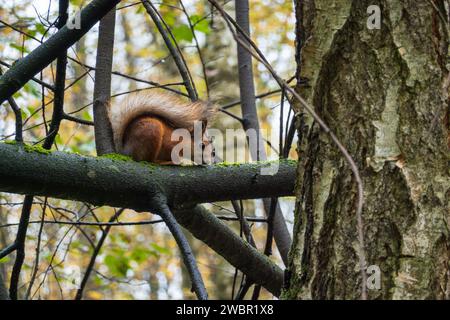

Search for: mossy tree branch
xmin=0 ymin=143 xmax=294 ymax=296
xmin=0 ymin=143 xmax=295 ymax=210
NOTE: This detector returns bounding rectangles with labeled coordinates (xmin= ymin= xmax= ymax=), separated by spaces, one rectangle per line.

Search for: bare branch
xmin=0 ymin=0 xmax=122 ymax=104
xmin=179 ymin=0 xmax=211 ymax=98
xmin=0 ymin=67 xmax=23 ymax=143
xmin=9 ymin=195 xmax=33 ymax=299
xmin=75 ymin=208 xmax=124 ymax=300
xmin=142 ymin=0 xmax=198 ymax=101
xmin=175 ymin=205 xmax=283 ymax=296
xmin=93 ymin=7 xmax=117 ymax=155
xmin=235 ymin=0 xmax=291 ymax=266
xmin=7 ymin=98 xmax=23 ymax=143
xmin=43 ymin=0 xmax=69 ymax=150
xmin=153 ymin=198 xmax=207 ymax=300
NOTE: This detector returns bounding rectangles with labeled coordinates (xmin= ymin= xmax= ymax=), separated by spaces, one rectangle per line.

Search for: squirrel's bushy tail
xmin=109 ymin=91 xmax=216 ymax=152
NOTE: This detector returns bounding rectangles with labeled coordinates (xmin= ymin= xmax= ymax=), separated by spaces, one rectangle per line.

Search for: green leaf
xmin=93 ymin=274 xmax=103 ymax=286
xmin=82 ymin=110 xmax=93 ymax=121
xmin=161 ymin=11 xmax=176 ymax=27
xmin=190 ymin=15 xmax=211 ymax=35
xmin=194 ymin=20 xmax=211 ymax=34
xmin=0 ymin=257 xmax=10 ymax=264
xmin=130 ymin=246 xmax=157 ymax=263
xmin=136 ymin=5 xmax=145 ymax=14
xmin=104 ymin=254 xmax=129 ymax=278
xmin=150 ymin=243 xmax=171 ymax=255
xmin=23 ymin=82 xmax=40 ymax=97
xmin=55 ymin=135 xmax=63 ymax=146
xmin=172 ymin=24 xmax=193 ymax=43
xmin=9 ymin=43 xmax=29 ymax=54
xmin=20 ymin=110 xmax=28 ymax=120
xmin=35 ymin=23 xmax=46 ymax=35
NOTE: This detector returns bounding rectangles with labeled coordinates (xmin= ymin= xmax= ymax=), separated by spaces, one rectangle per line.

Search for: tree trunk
xmin=286 ymin=0 xmax=450 ymax=300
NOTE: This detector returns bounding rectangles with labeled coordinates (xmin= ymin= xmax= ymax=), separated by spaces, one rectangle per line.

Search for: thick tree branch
xmin=174 ymin=205 xmax=283 ymax=296
xmin=0 ymin=0 xmax=122 ymax=104
xmin=0 ymin=143 xmax=295 ymax=210
xmin=0 ymin=143 xmax=290 ymax=296
xmin=43 ymin=0 xmax=69 ymax=150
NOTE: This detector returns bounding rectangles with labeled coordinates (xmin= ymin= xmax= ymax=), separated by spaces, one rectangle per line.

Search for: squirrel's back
xmin=109 ymin=91 xmax=216 ymax=152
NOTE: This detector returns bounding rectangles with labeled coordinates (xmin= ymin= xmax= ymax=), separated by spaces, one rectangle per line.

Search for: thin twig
xmin=68 ymin=84 xmax=186 ymax=116
xmin=231 ymin=201 xmax=257 ymax=247
xmin=25 ymin=198 xmax=48 ymax=299
xmin=0 ymin=243 xmax=17 ymax=260
xmin=142 ymin=0 xmax=198 ymax=100
xmin=179 ymin=0 xmax=211 ymax=98
xmin=9 ymin=195 xmax=33 ymax=299
xmin=252 ymin=197 xmax=277 ymax=300
xmin=75 ymin=208 xmax=125 ymax=300
xmin=0 ymin=215 xmax=266 ymax=229
xmin=62 ymin=113 xmax=94 ymax=126
xmin=0 ymin=60 xmax=54 ymax=91
xmin=67 ymin=56 xmax=184 ymax=95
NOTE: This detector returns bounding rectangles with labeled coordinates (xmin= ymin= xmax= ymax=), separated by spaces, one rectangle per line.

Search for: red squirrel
xmin=109 ymin=91 xmax=216 ymax=165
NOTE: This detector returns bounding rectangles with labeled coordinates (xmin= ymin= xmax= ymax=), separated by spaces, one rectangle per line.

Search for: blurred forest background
xmin=0 ymin=0 xmax=296 ymax=299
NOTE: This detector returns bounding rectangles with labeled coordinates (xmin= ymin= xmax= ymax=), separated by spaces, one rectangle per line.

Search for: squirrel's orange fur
xmin=109 ymin=91 xmax=216 ymax=164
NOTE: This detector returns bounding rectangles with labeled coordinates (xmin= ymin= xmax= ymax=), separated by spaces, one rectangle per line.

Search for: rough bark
xmin=286 ymin=0 xmax=450 ymax=300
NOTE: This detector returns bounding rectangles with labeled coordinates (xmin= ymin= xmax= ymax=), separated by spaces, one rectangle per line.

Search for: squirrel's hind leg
xmin=122 ymin=116 xmax=164 ymax=163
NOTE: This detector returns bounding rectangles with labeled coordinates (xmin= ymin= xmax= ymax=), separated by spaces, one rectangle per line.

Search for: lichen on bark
xmin=286 ymin=0 xmax=450 ymax=300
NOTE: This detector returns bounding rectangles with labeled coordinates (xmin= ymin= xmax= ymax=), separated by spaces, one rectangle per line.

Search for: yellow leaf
xmin=87 ymin=291 xmax=104 ymax=300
